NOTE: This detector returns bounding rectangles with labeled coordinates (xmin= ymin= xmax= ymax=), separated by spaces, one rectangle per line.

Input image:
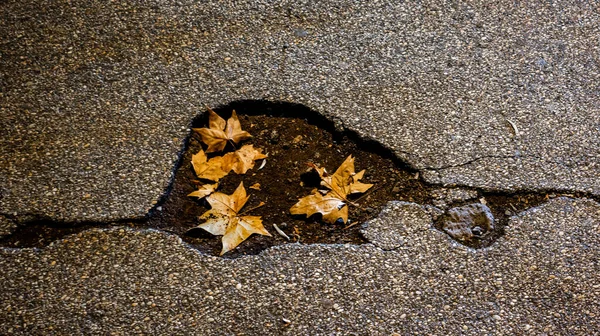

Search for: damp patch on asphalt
xmin=0 ymin=101 xmax=593 ymax=257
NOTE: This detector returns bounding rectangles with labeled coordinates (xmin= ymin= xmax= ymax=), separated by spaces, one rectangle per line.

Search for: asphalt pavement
xmin=1 ymin=1 xmax=598 ymax=334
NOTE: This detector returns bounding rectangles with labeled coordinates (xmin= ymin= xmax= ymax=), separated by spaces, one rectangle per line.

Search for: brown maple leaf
xmin=196 ymin=182 xmax=271 ymax=255
xmin=193 ymin=107 xmax=252 ymax=153
xmin=312 ymin=155 xmax=373 ymax=201
xmin=290 ymin=189 xmax=348 ymax=223
xmin=290 ymin=155 xmax=373 ymax=224
xmin=222 ymin=144 xmax=267 ymax=174
xmin=191 ymin=149 xmax=229 ymax=181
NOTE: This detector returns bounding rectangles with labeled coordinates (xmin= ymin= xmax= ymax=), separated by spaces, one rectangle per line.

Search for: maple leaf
xmin=222 ymin=144 xmax=267 ymax=174
xmin=193 ymin=107 xmax=252 ymax=153
xmin=290 ymin=189 xmax=348 ymax=223
xmin=290 ymin=155 xmax=373 ymax=224
xmin=191 ymin=149 xmax=229 ymax=181
xmin=196 ymin=182 xmax=271 ymax=255
xmin=188 ymin=183 xmax=218 ymax=199
xmin=313 ymin=155 xmax=373 ymax=201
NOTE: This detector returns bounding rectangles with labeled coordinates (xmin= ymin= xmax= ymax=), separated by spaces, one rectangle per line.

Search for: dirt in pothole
xmin=145 ymin=105 xmax=427 ymax=257
xmin=0 ymin=101 xmax=585 ymax=257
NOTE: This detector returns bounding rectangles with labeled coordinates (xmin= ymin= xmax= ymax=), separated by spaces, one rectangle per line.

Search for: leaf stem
xmin=352 ymin=184 xmax=380 ymax=204
xmin=228 ymin=139 xmax=237 ymax=150
xmin=343 ymin=221 xmax=360 ymax=230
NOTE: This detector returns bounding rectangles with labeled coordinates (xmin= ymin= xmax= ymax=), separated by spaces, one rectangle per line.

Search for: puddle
xmin=0 ymin=101 xmax=590 ymax=257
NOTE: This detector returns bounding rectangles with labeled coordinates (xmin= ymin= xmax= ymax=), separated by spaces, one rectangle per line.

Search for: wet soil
xmin=0 ymin=101 xmax=588 ymax=257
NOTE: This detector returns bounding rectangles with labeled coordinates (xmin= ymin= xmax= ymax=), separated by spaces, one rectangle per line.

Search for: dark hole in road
xmin=0 ymin=101 xmax=581 ymax=257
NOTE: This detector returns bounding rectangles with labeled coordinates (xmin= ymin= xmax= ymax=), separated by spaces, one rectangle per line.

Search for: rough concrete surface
xmin=1 ymin=1 xmax=599 ymax=335
xmin=360 ymin=201 xmax=432 ymax=250
xmin=1 ymin=0 xmax=599 ymax=222
xmin=0 ymin=216 xmax=17 ymax=238
xmin=1 ymin=197 xmax=598 ymax=335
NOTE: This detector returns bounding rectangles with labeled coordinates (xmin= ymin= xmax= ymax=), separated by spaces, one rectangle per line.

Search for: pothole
xmin=0 ymin=101 xmax=591 ymax=257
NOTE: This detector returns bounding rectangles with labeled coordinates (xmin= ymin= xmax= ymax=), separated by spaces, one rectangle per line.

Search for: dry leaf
xmin=290 ymin=189 xmax=348 ymax=223
xmin=222 ymin=144 xmax=267 ymax=174
xmin=290 ymin=155 xmax=373 ymax=224
xmin=193 ymin=107 xmax=252 ymax=153
xmin=188 ymin=183 xmax=218 ymax=199
xmin=191 ymin=149 xmax=229 ymax=181
xmin=197 ymin=182 xmax=271 ymax=255
xmin=313 ymin=155 xmax=373 ymax=201
xmin=249 ymin=183 xmax=261 ymax=190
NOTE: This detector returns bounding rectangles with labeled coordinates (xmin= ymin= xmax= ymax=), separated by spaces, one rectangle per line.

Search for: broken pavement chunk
xmin=441 ymin=203 xmax=494 ymax=242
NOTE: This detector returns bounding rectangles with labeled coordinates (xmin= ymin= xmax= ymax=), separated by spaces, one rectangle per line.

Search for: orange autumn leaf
xmin=191 ymin=149 xmax=229 ymax=182
xmin=222 ymin=144 xmax=267 ymax=174
xmin=196 ymin=182 xmax=270 ymax=255
xmin=290 ymin=155 xmax=373 ymax=224
xmin=312 ymin=155 xmax=373 ymax=201
xmin=290 ymin=189 xmax=348 ymax=224
xmin=193 ymin=107 xmax=252 ymax=153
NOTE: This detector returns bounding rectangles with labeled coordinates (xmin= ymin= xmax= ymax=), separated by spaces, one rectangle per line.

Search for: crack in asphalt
xmin=1 ymin=101 xmax=598 ymax=255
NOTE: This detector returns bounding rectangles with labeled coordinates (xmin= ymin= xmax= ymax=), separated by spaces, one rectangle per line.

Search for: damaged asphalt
xmin=1 ymin=0 xmax=599 ymax=334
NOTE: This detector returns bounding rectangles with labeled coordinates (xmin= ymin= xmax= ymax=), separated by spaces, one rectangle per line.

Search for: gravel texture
xmin=1 ymin=197 xmax=598 ymax=335
xmin=431 ymin=188 xmax=479 ymax=209
xmin=1 ymin=1 xmax=598 ymax=334
xmin=1 ymin=0 xmax=599 ymax=222
xmin=360 ymin=201 xmax=432 ymax=250
xmin=0 ymin=216 xmax=17 ymax=238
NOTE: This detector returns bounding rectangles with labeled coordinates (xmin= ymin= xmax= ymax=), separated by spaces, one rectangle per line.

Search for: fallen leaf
xmin=290 ymin=189 xmax=348 ymax=224
xmin=290 ymin=155 xmax=373 ymax=224
xmin=249 ymin=183 xmax=261 ymax=190
xmin=191 ymin=149 xmax=229 ymax=181
xmin=313 ymin=155 xmax=373 ymax=201
xmin=222 ymin=144 xmax=267 ymax=174
xmin=196 ymin=182 xmax=271 ymax=255
xmin=187 ymin=183 xmax=218 ymax=199
xmin=193 ymin=107 xmax=252 ymax=153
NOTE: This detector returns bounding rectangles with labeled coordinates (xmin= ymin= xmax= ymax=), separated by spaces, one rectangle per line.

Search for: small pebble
xmin=294 ymin=28 xmax=308 ymax=37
